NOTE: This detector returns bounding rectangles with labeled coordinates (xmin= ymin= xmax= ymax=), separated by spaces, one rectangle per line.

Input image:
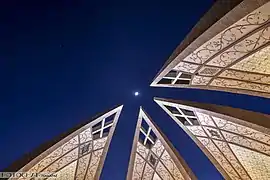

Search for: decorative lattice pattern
xmin=231 ymin=46 xmax=270 ymax=75
xmin=210 ymin=78 xmax=270 ymax=93
xmin=219 ymin=70 xmax=270 ymax=85
xmin=183 ymin=3 xmax=270 ymax=64
xmin=47 ymin=160 xmax=77 ymax=180
xmin=153 ymin=2 xmax=270 ymax=97
xmin=130 ymin=110 xmax=189 ymax=180
xmin=230 ymin=144 xmax=270 ymax=180
xmin=159 ymin=101 xmax=270 ymax=180
xmin=16 ymin=107 xmax=122 ymax=180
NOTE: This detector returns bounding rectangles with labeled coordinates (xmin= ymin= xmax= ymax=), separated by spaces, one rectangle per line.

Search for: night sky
xmin=2 ymin=0 xmax=270 ymax=179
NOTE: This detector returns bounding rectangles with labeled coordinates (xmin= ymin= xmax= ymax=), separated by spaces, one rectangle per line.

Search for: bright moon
xmin=134 ymin=92 xmax=139 ymax=96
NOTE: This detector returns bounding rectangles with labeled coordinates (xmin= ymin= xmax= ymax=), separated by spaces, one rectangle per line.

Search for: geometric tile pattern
xmin=183 ymin=2 xmax=270 ymax=65
xmin=47 ymin=160 xmax=77 ymax=180
xmin=197 ymin=66 xmax=221 ymax=76
xmin=13 ymin=105 xmax=123 ymax=180
xmin=210 ymin=78 xmax=270 ymax=93
xmin=218 ymin=70 xmax=270 ymax=85
xmin=230 ymin=44 xmax=270 ymax=75
xmin=151 ymin=1 xmax=270 ymax=98
xmin=128 ymin=108 xmax=196 ymax=180
xmin=230 ymin=144 xmax=270 ymax=180
xmin=191 ymin=76 xmax=212 ymax=86
xmin=155 ymin=99 xmax=270 ymax=180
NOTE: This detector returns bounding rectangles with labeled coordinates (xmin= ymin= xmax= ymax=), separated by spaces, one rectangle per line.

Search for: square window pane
xmin=105 ymin=114 xmax=115 ymax=124
xmin=157 ymin=78 xmax=172 ymax=85
xmin=141 ymin=120 xmax=149 ymax=133
xmin=102 ymin=126 xmax=111 ymax=137
xmin=164 ymin=105 xmax=180 ymax=115
xmin=175 ymin=79 xmax=190 ymax=85
xmin=180 ymin=109 xmax=195 ymax=116
xmin=188 ymin=118 xmax=200 ymax=125
xmin=139 ymin=132 xmax=146 ymax=144
xmin=149 ymin=130 xmax=157 ymax=143
xmin=165 ymin=70 xmax=178 ymax=78
xmin=179 ymin=73 xmax=192 ymax=79
xmin=92 ymin=121 xmax=102 ymax=132
xmin=176 ymin=116 xmax=188 ymax=124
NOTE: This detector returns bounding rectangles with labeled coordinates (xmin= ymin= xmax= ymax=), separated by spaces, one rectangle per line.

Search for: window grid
xmin=161 ymin=71 xmax=192 ymax=85
xmin=92 ymin=118 xmax=113 ymax=138
xmin=170 ymin=107 xmax=198 ymax=126
xmin=140 ymin=126 xmax=155 ymax=146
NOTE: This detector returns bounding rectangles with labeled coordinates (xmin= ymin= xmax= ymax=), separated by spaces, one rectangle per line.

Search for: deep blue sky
xmin=1 ymin=0 xmax=270 ymax=179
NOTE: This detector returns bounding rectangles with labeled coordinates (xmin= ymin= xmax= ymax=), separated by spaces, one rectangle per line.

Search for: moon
xmin=134 ymin=92 xmax=139 ymax=96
